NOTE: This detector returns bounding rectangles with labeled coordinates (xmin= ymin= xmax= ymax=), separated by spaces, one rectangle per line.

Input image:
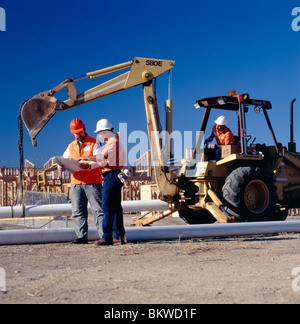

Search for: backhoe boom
xmin=21 ymin=57 xmax=175 ymax=146
xmin=21 ymin=57 xmax=179 ymax=207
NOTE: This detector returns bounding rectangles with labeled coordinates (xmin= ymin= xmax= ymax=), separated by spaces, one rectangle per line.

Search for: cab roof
xmin=195 ymin=94 xmax=272 ymax=111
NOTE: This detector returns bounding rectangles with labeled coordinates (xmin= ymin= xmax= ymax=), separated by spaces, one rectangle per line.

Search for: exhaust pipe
xmin=288 ymin=98 xmax=296 ymax=152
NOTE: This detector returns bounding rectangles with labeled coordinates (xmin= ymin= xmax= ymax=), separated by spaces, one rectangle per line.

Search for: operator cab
xmin=193 ymin=91 xmax=279 ymax=161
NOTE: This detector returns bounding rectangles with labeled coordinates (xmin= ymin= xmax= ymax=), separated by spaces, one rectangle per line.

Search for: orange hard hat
xmin=70 ymin=119 xmax=85 ymax=134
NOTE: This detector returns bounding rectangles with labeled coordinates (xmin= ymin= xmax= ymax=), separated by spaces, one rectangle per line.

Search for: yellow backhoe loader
xmin=20 ymin=57 xmax=300 ymax=225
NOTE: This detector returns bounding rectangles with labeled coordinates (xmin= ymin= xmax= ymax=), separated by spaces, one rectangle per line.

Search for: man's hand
xmin=58 ymin=165 xmax=66 ymax=172
xmin=204 ymin=137 xmax=213 ymax=145
xmin=79 ymin=162 xmax=90 ymax=170
xmin=77 ymin=157 xmax=88 ymax=161
xmin=77 ymin=156 xmax=97 ymax=162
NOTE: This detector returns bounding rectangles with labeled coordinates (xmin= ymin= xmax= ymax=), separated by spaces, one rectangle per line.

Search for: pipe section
xmin=126 ymin=221 xmax=300 ymax=242
xmin=1 ymin=221 xmax=300 ymax=245
xmin=0 ymin=200 xmax=169 ymax=219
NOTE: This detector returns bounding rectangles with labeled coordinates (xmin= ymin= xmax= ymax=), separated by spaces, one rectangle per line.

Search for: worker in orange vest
xmin=205 ymin=115 xmax=235 ymax=160
xmin=58 ymin=119 xmax=103 ymax=244
xmin=206 ymin=115 xmax=235 ymax=145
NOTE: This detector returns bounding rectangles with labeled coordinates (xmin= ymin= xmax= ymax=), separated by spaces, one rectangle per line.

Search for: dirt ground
xmin=1 ymin=215 xmax=300 ymax=305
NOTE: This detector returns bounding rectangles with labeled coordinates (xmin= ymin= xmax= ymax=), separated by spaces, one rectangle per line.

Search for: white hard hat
xmin=214 ymin=115 xmax=228 ymax=126
xmin=94 ymin=119 xmax=114 ymax=133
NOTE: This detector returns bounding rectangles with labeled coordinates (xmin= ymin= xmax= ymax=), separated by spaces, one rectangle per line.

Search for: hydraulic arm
xmin=21 ymin=57 xmax=175 ymax=147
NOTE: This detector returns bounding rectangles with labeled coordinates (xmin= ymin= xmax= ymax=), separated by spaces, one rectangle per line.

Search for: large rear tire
xmin=222 ymin=166 xmax=285 ymax=222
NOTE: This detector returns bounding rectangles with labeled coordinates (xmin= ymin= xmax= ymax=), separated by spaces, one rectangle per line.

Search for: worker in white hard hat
xmin=205 ymin=115 xmax=234 ymax=161
xmin=79 ymin=119 xmax=127 ymax=246
xmin=205 ymin=115 xmax=234 ymax=146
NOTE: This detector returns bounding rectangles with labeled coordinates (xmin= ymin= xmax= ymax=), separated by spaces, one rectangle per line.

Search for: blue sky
xmin=0 ymin=0 xmax=299 ymax=167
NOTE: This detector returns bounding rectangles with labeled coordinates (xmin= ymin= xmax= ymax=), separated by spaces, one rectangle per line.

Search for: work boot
xmin=94 ymin=238 xmax=113 ymax=246
xmin=71 ymin=238 xmax=88 ymax=244
xmin=112 ymin=237 xmax=127 ymax=245
xmin=113 ymin=238 xmax=121 ymax=244
xmin=120 ymin=235 xmax=127 ymax=245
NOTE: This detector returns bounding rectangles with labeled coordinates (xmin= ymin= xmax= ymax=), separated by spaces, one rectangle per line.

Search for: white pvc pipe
xmin=0 ymin=200 xmax=169 ymax=219
xmin=0 ymin=228 xmax=78 ymax=245
xmin=1 ymin=221 xmax=300 ymax=245
xmin=126 ymin=221 xmax=300 ymax=242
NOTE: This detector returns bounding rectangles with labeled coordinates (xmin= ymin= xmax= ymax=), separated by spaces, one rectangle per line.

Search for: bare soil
xmin=1 ymin=216 xmax=300 ymax=304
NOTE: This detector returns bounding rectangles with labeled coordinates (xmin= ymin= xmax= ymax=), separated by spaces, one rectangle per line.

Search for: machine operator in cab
xmin=205 ymin=115 xmax=235 ymax=145
xmin=205 ymin=115 xmax=235 ymax=160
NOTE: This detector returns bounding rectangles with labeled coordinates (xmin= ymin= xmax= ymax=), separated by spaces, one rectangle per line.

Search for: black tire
xmin=222 ymin=166 xmax=282 ymax=222
xmin=179 ymin=209 xmax=216 ymax=224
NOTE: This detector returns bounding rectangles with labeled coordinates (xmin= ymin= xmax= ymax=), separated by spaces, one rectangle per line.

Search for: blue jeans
xmin=71 ymin=183 xmax=103 ymax=240
xmin=102 ymin=171 xmax=125 ymax=241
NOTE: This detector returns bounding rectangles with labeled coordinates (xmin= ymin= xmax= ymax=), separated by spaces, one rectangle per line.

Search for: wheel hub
xmin=244 ymin=180 xmax=270 ymax=214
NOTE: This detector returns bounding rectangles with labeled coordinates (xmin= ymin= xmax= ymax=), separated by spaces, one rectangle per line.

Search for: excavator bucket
xmin=20 ymin=78 xmax=73 ymax=146
xmin=21 ymin=96 xmax=62 ymax=147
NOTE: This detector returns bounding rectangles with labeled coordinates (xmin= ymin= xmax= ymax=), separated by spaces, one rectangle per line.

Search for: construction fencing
xmin=16 ymin=190 xmax=68 ymax=206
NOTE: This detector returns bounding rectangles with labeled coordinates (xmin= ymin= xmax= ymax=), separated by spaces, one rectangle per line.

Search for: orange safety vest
xmin=212 ymin=125 xmax=234 ymax=145
xmin=68 ymin=134 xmax=102 ymax=185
